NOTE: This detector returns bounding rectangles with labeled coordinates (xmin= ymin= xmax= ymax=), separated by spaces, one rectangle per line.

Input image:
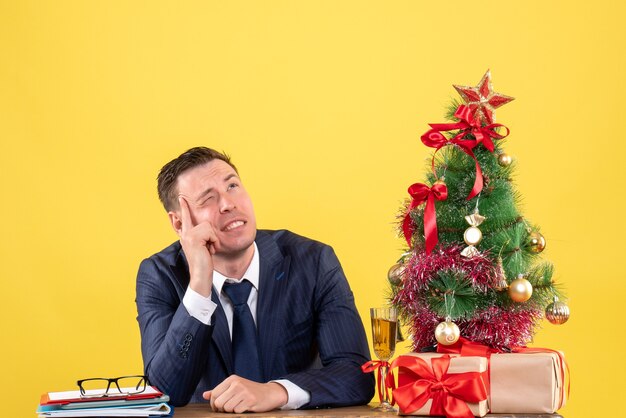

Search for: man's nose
xmin=219 ymin=194 xmax=236 ymax=212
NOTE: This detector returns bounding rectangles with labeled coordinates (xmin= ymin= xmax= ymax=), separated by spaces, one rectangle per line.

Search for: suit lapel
xmin=256 ymin=231 xmax=290 ymax=380
xmin=169 ymin=246 xmax=190 ymax=298
xmin=171 ymin=246 xmax=233 ymax=375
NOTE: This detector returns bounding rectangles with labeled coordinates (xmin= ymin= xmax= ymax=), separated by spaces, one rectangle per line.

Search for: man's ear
xmin=168 ymin=211 xmax=182 ymax=236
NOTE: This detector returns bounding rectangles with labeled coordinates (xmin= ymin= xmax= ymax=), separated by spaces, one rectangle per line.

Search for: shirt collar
xmin=212 ymin=242 xmax=260 ymax=295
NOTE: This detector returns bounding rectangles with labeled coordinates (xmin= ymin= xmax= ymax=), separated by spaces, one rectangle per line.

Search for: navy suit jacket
xmin=136 ymin=229 xmax=374 ymax=407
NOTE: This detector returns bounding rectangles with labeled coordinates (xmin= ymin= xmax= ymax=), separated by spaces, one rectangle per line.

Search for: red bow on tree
xmin=391 ymin=355 xmax=487 ymax=418
xmin=420 ymin=105 xmax=510 ymax=200
xmin=429 ymin=105 xmax=510 ymax=152
xmin=402 ymin=181 xmax=448 ymax=254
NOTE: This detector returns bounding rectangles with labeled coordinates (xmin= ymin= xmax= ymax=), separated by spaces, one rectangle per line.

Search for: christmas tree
xmin=390 ymin=71 xmax=570 ymax=352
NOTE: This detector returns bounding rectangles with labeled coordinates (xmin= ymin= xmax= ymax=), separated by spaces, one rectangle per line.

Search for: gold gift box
xmin=489 ymin=351 xmax=567 ymax=413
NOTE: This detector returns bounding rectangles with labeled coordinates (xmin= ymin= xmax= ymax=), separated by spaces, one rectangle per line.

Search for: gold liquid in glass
xmin=371 ymin=317 xmax=397 ymax=361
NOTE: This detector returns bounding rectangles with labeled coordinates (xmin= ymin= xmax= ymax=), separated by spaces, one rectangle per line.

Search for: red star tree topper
xmin=453 ymin=69 xmax=514 ymax=124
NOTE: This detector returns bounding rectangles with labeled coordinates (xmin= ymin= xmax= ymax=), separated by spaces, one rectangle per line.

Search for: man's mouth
xmin=223 ymin=220 xmax=245 ymax=231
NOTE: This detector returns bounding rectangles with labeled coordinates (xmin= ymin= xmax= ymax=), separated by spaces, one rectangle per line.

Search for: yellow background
xmin=1 ymin=1 xmax=624 ymax=417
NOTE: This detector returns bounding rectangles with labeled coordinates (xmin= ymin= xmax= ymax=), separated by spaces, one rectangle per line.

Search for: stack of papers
xmin=37 ymin=386 xmax=172 ymax=417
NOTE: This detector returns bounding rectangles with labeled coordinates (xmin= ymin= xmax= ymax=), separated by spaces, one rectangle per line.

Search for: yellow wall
xmin=2 ymin=1 xmax=623 ymax=417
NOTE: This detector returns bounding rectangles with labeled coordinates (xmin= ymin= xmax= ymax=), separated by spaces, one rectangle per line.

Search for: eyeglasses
xmin=77 ymin=375 xmax=150 ymax=398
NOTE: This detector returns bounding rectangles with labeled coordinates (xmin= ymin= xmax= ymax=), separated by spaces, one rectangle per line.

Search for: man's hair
xmin=157 ymin=147 xmax=237 ymax=212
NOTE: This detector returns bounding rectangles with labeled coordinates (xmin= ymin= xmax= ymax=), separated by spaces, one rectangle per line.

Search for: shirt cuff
xmin=182 ymin=286 xmax=217 ymax=325
xmin=272 ymin=379 xmax=311 ymax=410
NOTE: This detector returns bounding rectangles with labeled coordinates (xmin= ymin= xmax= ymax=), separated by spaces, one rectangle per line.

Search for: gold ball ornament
xmin=508 ymin=275 xmax=533 ymax=302
xmin=387 ymin=263 xmax=405 ymax=286
xmin=545 ymin=297 xmax=570 ymax=325
xmin=497 ymin=153 xmax=512 ymax=167
xmin=435 ymin=319 xmax=460 ymax=346
xmin=463 ymin=226 xmax=483 ymax=246
xmin=528 ymin=231 xmax=547 ymax=253
xmin=433 ymin=179 xmax=447 ymax=187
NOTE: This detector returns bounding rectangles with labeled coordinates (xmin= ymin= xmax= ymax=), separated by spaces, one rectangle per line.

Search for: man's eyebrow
xmin=224 ymin=173 xmax=239 ymax=182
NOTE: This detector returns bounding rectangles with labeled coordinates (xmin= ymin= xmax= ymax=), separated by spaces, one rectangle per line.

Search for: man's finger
xmin=223 ymin=393 xmax=247 ymax=413
xmin=202 ymin=390 xmax=211 ymax=401
xmin=178 ymin=196 xmax=193 ymax=232
xmin=209 ymin=390 xmax=217 ymax=411
xmin=208 ymin=379 xmax=230 ymax=411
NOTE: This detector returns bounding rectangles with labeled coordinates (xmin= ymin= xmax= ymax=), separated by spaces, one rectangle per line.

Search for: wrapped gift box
xmin=489 ymin=351 xmax=567 ymax=414
xmin=394 ymin=353 xmax=489 ymax=417
xmin=392 ymin=349 xmax=567 ymax=416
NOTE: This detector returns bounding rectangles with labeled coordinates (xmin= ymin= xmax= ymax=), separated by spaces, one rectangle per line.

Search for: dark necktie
xmin=222 ymin=280 xmax=263 ymax=382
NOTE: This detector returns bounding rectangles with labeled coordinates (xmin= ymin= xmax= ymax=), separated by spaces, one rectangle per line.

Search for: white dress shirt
xmin=182 ymin=243 xmax=310 ymax=409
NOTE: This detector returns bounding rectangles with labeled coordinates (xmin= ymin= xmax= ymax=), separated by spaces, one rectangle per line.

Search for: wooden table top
xmin=172 ymin=403 xmax=564 ymax=417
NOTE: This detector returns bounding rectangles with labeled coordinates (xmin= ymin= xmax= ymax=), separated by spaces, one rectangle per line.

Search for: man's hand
xmin=177 ymin=196 xmax=220 ymax=297
xmin=202 ymin=376 xmax=288 ymax=413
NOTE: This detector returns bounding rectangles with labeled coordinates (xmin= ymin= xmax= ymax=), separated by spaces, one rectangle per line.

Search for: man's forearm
xmin=142 ymin=304 xmax=214 ymax=405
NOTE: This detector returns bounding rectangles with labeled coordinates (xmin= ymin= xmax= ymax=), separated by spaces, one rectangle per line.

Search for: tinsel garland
xmin=402 ymin=244 xmax=498 ymax=293
xmin=393 ymin=244 xmax=542 ymax=351
xmin=460 ymin=306 xmax=543 ymax=351
xmin=401 ymin=301 xmax=542 ymax=353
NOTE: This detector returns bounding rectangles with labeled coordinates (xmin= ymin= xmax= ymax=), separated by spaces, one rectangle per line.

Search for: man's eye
xmin=228 ymin=183 xmax=239 ymax=190
xmin=199 ymin=196 xmax=215 ymax=206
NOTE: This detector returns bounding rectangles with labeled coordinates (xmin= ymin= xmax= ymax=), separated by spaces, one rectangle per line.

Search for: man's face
xmin=171 ymin=159 xmax=257 ymax=259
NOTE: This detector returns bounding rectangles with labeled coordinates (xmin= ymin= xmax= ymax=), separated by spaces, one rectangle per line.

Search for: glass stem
xmin=380 ymin=364 xmax=390 ymax=405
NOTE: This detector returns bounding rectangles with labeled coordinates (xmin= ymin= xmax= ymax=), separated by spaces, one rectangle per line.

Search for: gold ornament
xmin=435 ymin=318 xmax=460 ymax=346
xmin=464 ymin=226 xmax=483 ymax=245
xmin=433 ymin=179 xmax=447 ymax=187
xmin=461 ymin=209 xmax=486 ymax=258
xmin=528 ymin=231 xmax=546 ymax=253
xmin=497 ymin=153 xmax=512 ymax=167
xmin=545 ymin=296 xmax=570 ymax=325
xmin=509 ymin=274 xmax=533 ymax=302
xmin=494 ymin=257 xmax=508 ymax=290
xmin=387 ymin=263 xmax=405 ymax=286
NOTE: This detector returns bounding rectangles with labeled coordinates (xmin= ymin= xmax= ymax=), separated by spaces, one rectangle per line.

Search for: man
xmin=135 ymin=147 xmax=374 ymax=413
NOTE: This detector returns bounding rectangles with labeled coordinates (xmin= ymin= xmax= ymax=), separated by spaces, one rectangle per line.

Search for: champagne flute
xmin=370 ymin=307 xmax=397 ymax=412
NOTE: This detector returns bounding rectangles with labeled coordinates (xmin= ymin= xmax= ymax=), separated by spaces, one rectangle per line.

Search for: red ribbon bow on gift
xmin=402 ymin=182 xmax=448 ymax=253
xmin=421 ymin=105 xmax=510 ymax=200
xmin=361 ymin=360 xmax=396 ymax=405
xmin=391 ymin=355 xmax=487 ymax=418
